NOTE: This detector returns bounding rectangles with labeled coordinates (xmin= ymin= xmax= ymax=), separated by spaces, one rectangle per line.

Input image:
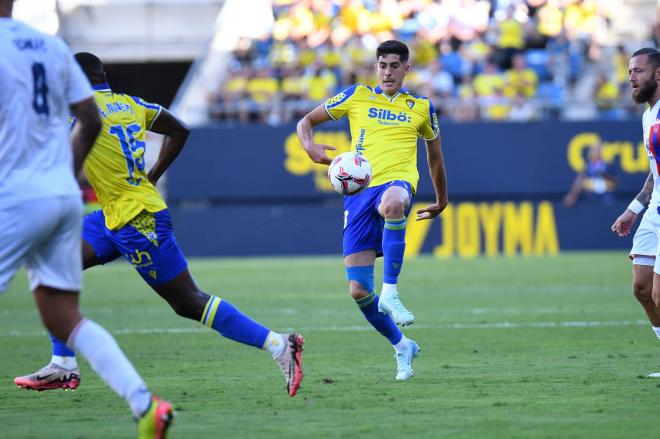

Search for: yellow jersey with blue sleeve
xmin=81 ymin=83 xmax=166 ymax=230
xmin=324 ymin=84 xmax=439 ymax=192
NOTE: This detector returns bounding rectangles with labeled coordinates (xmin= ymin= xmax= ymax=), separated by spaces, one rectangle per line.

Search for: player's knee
xmin=633 ymin=280 xmax=652 ymax=304
xmin=346 ymin=266 xmax=374 ymax=300
xmin=168 ymin=291 xmax=207 ymax=319
xmin=379 ymin=198 xmax=406 ymax=218
xmin=348 ymin=281 xmax=370 ymax=300
xmin=170 ymin=301 xmax=191 ymax=318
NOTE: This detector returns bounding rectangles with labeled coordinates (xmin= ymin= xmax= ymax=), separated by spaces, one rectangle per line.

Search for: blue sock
xmin=200 ymin=296 xmax=270 ymax=348
xmin=383 ymin=217 xmax=407 ymax=284
xmin=355 ymin=292 xmax=402 ymax=345
xmin=50 ymin=333 xmax=76 ymax=357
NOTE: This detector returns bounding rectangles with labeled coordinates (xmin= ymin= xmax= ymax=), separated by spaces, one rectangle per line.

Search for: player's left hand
xmin=611 ymin=210 xmax=638 ymax=237
xmin=415 ymin=202 xmax=447 ymax=221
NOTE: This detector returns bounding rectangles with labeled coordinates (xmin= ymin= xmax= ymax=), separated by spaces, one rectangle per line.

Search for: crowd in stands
xmin=207 ymin=0 xmax=658 ymax=125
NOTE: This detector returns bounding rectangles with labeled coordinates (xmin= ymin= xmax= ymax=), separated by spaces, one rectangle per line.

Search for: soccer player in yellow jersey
xmin=297 ymin=40 xmax=448 ymax=380
xmin=15 ymin=52 xmax=305 ymax=400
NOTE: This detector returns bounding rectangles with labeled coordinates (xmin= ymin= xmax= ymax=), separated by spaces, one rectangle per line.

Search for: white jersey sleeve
xmin=0 ymin=19 xmax=93 ymax=203
xmin=642 ymin=100 xmax=660 ymax=208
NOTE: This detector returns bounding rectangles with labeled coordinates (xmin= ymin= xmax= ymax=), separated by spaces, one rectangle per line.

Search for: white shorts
xmin=630 ymin=207 xmax=660 ymax=273
xmin=0 ymin=196 xmax=82 ymax=292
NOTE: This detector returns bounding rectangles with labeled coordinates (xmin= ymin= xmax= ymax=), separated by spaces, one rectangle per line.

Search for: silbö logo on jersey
xmin=368 ymin=108 xmax=412 ymax=126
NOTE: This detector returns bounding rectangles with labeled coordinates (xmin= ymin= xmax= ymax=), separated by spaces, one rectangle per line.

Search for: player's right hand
xmin=304 ymin=143 xmax=336 ymax=165
xmin=416 ymin=202 xmax=446 ymax=221
xmin=611 ymin=210 xmax=638 ymax=237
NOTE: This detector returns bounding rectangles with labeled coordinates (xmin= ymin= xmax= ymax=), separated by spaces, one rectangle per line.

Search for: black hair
xmin=74 ymin=52 xmax=105 ymax=83
xmin=376 ymin=40 xmax=409 ymax=64
xmin=632 ymin=47 xmax=660 ymax=71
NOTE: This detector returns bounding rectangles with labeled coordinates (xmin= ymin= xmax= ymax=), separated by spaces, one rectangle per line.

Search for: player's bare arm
xmin=147 ymin=108 xmax=191 ymax=184
xmin=297 ymin=104 xmax=336 ymax=165
xmin=69 ymin=97 xmax=101 ymax=174
xmin=636 ymin=172 xmax=654 ymax=207
xmin=611 ymin=172 xmax=654 ymax=236
xmin=416 ymin=136 xmax=448 ymax=221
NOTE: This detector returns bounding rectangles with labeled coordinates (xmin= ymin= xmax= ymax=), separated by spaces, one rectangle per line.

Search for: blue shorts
xmin=83 ymin=209 xmax=188 ymax=286
xmin=342 ymin=180 xmax=413 ymax=257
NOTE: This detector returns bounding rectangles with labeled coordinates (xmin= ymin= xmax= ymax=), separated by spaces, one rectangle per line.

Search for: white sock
xmin=51 ymin=355 xmax=78 ymax=370
xmin=393 ymin=336 xmax=409 ymax=353
xmin=263 ymin=331 xmax=286 ymax=359
xmin=652 ymin=326 xmax=660 ymax=340
xmin=381 ymin=283 xmax=397 ymax=300
xmin=67 ymin=319 xmax=151 ymax=418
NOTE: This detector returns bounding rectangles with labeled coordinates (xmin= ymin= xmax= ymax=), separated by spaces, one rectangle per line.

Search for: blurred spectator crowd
xmin=207 ymin=0 xmax=660 ymax=125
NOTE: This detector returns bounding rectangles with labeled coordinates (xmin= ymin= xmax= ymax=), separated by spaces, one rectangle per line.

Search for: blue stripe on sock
xmin=50 ymin=333 xmax=76 ymax=357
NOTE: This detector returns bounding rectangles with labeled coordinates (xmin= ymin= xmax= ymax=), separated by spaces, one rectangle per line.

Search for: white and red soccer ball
xmin=327 ymin=152 xmax=372 ymax=195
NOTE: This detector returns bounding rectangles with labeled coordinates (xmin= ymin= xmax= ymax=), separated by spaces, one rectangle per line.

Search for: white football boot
xmin=378 ymin=291 xmax=414 ymax=326
xmin=395 ymin=339 xmax=420 ymax=381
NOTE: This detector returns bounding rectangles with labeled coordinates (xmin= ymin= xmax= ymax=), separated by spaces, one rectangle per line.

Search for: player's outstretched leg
xmin=67 ymin=319 xmax=173 ymax=438
xmin=378 ymin=216 xmax=414 ymax=326
xmin=14 ymin=334 xmax=80 ymax=391
xmin=196 ymin=294 xmax=305 ymax=396
xmin=35 ymin=285 xmax=173 ymax=439
xmin=150 ymin=269 xmax=305 ymax=396
xmin=348 ymin=266 xmax=418 ymax=380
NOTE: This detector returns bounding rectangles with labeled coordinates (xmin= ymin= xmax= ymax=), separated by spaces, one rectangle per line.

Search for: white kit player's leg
xmin=631 ymin=209 xmax=660 ymax=377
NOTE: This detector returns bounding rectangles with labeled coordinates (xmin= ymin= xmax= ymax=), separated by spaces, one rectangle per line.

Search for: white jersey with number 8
xmin=0 ymin=18 xmax=92 ymax=203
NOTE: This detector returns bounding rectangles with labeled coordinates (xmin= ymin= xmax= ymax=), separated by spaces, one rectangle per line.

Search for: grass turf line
xmin=0 ymin=251 xmax=658 ymax=438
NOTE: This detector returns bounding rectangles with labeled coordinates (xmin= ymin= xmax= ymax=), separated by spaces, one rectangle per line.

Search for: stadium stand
xmin=195 ymin=0 xmax=658 ymax=125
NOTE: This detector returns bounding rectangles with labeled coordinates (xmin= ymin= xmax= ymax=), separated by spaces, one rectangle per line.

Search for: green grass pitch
xmin=1 ymin=252 xmax=658 ymax=438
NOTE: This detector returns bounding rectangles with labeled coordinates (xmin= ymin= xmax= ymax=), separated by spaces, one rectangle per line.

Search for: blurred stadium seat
xmin=524 ymin=49 xmax=551 ymax=83
xmin=17 ymin=0 xmax=658 ymax=126
xmin=179 ymin=0 xmax=658 ymax=126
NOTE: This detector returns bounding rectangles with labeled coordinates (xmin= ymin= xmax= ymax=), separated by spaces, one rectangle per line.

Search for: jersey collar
xmin=374 ymin=85 xmax=408 ymax=103
xmin=92 ymin=82 xmax=111 ymax=92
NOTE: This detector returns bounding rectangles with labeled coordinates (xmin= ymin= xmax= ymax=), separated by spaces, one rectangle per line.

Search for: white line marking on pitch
xmin=5 ymin=319 xmax=648 ymax=337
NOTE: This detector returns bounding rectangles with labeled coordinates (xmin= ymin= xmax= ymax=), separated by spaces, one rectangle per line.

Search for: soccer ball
xmin=327 ymin=152 xmax=372 ymax=195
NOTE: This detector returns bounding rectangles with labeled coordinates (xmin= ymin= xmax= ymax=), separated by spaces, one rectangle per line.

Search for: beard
xmin=633 ymin=79 xmax=658 ymax=104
